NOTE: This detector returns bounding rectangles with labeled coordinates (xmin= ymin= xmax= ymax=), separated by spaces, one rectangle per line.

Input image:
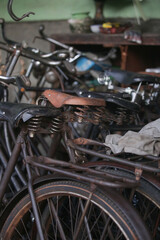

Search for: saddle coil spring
xmin=93 ymin=107 xmax=105 ymax=124
xmin=28 ymin=116 xmax=42 ymax=137
xmin=116 ymin=107 xmax=135 ymax=125
xmin=50 ymin=116 xmax=63 ymax=134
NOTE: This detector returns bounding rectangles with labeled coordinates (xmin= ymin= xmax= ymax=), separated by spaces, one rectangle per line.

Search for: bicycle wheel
xmin=0 ymin=180 xmax=151 ymax=240
xmin=92 ymin=165 xmax=160 ymax=240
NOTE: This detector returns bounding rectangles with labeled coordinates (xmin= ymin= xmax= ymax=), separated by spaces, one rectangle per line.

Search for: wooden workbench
xmin=51 ymin=19 xmax=160 ymax=71
xmin=51 ymin=32 xmax=160 ymax=47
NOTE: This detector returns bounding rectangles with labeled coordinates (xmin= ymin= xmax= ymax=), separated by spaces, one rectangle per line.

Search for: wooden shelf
xmin=50 ymin=22 xmax=160 ymax=71
xmin=51 ymin=33 xmax=160 ymax=47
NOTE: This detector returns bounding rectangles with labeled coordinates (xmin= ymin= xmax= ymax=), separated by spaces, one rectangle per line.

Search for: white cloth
xmin=105 ymin=118 xmax=160 ymax=156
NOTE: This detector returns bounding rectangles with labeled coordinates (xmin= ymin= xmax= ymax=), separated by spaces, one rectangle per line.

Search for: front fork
xmin=22 ymin=132 xmax=46 ymax=240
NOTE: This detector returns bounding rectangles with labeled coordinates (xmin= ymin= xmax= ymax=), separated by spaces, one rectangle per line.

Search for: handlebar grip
xmin=16 ymin=76 xmax=31 ymax=92
xmin=0 ymin=75 xmax=31 ymax=92
xmin=21 ymin=75 xmax=31 ymax=87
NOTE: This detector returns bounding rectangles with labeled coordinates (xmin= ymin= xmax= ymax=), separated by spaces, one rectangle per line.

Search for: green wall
xmin=0 ymin=0 xmax=160 ymax=22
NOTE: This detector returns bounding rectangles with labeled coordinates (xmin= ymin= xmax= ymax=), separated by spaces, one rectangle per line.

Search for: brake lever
xmin=7 ymin=0 xmax=35 ymax=21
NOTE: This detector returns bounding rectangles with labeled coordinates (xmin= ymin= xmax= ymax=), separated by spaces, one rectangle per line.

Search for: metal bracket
xmin=135 ymin=168 xmax=143 ymax=181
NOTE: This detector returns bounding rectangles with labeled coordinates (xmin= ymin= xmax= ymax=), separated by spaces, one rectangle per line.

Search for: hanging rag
xmin=105 ymin=118 xmax=160 ymax=156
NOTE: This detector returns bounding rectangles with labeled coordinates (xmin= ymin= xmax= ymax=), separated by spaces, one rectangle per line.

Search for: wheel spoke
xmin=73 ymin=192 xmax=93 ymax=240
xmin=107 ymin=224 xmax=115 ymax=240
xmin=79 ymin=199 xmax=93 ymax=240
xmin=21 ymin=218 xmax=31 ymax=240
xmin=85 ymin=205 xmax=107 ymax=240
xmin=74 ymin=197 xmax=81 ymax=234
xmin=1 ymin=181 xmax=150 ymax=240
xmin=49 ymin=198 xmax=67 ymax=240
xmin=47 ymin=198 xmax=57 ymax=239
xmin=100 ymin=218 xmax=111 ymax=240
xmin=69 ymin=196 xmax=74 ymax=238
xmin=153 ymin=211 xmax=160 ymax=238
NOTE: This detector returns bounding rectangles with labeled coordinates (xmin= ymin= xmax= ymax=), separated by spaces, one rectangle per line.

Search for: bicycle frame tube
xmin=67 ymin=141 xmax=160 ymax=173
xmin=6 ymin=49 xmax=21 ymax=77
xmin=0 ymin=129 xmax=26 ymax=201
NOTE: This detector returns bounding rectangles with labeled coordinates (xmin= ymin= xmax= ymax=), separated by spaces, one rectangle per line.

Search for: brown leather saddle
xmin=43 ymin=90 xmax=106 ymax=108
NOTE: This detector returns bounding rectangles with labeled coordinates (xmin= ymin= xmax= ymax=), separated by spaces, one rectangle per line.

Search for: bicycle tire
xmin=0 ymin=180 xmax=151 ymax=239
xmin=92 ymin=165 xmax=160 ymax=240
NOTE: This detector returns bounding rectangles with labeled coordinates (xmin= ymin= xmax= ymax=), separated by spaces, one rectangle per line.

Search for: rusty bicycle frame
xmin=0 ymin=109 xmax=141 ymax=239
xmin=0 ymin=79 xmax=159 ymax=239
xmin=0 ymin=124 xmax=139 ymax=203
xmin=0 ymin=109 xmax=159 ymax=239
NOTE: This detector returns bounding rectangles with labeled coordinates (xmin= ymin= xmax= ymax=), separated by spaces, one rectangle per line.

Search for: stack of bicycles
xmin=0 ymin=19 xmax=159 ymax=240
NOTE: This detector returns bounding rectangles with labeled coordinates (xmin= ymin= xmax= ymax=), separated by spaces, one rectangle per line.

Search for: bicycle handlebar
xmin=38 ymin=25 xmax=116 ymax=62
xmin=0 ymin=42 xmax=61 ymax=66
xmin=0 ymin=75 xmax=77 ymax=93
xmin=7 ymin=0 xmax=35 ymax=22
xmin=0 ymin=19 xmax=111 ymax=66
xmin=39 ymin=25 xmax=72 ymax=51
xmin=0 ymin=75 xmax=30 ymax=87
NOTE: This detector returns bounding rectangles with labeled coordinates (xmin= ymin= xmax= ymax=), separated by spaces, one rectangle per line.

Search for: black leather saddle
xmin=77 ymin=91 xmax=140 ymax=112
xmin=0 ymin=102 xmax=60 ymax=127
xmin=101 ymin=68 xmax=160 ymax=85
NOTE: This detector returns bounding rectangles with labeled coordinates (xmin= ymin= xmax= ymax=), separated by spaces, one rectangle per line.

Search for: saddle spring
xmin=50 ymin=116 xmax=63 ymax=134
xmin=74 ymin=106 xmax=89 ymax=123
xmin=116 ymin=107 xmax=135 ymax=125
xmin=93 ymin=107 xmax=105 ymax=124
xmin=28 ymin=116 xmax=42 ymax=137
xmin=74 ymin=106 xmax=105 ymax=124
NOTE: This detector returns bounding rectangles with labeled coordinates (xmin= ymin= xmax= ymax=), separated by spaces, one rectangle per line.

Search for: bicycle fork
xmin=22 ymin=133 xmax=47 ymax=240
